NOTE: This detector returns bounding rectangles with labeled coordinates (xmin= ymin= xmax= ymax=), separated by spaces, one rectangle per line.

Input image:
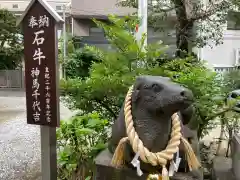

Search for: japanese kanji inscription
xmin=23 ymin=0 xmax=60 ymax=127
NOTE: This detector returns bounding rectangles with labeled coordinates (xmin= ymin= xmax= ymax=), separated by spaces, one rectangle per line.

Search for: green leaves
xmin=76 ymin=128 xmax=94 ymax=136
xmin=85 ymin=177 xmax=91 ymax=180
xmin=61 ymin=15 xmax=235 ymax=140
xmin=173 ymin=64 xmax=226 ymax=137
xmin=62 ymin=45 xmax=102 ymax=79
xmin=0 ymin=9 xmax=23 ymax=70
xmin=57 ymin=113 xmax=109 ymax=179
xmin=60 ymin=16 xmax=170 ymax=118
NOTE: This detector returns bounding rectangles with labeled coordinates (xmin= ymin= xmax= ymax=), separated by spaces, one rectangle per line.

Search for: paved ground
xmin=0 ymin=90 xmax=76 ymax=180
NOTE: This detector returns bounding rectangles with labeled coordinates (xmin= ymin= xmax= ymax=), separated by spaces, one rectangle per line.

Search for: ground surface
xmin=0 ymin=90 xmax=76 ymax=180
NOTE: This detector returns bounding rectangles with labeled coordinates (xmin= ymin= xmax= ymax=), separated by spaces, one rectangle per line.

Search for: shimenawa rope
xmin=111 ymin=86 xmax=201 ymax=179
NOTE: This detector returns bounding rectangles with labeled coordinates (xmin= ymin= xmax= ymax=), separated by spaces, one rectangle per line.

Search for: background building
xmin=70 ymin=0 xmax=177 ymax=51
xmin=1 ymin=0 xmax=240 ymax=72
xmin=0 ymin=0 xmax=72 ymax=35
xmin=198 ymin=14 xmax=240 ymax=72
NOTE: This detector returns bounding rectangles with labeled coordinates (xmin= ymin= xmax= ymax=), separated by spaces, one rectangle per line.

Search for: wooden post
xmin=17 ymin=0 xmax=63 ymax=179
xmin=41 ymin=126 xmax=58 ymax=179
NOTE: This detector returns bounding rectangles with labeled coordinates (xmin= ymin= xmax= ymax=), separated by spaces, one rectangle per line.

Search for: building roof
xmin=17 ymin=0 xmax=64 ymax=26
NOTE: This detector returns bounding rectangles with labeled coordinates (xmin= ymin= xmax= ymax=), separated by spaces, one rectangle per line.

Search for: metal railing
xmin=0 ymin=69 xmax=24 ymax=89
xmin=214 ymin=66 xmax=236 ymax=73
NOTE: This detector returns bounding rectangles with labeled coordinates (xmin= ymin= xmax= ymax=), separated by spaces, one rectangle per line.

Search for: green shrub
xmin=63 ymin=46 xmax=103 ymax=79
xmin=57 ymin=112 xmax=109 ymax=179
xmin=173 ymin=66 xmax=224 ymax=137
xmin=60 ymin=16 xmax=228 ymax=138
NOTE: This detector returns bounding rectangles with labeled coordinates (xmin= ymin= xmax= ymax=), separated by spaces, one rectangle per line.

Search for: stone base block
xmin=231 ymin=134 xmax=240 ymax=180
xmin=211 ymin=156 xmax=236 ymax=180
xmin=93 ymin=149 xmax=200 ymax=180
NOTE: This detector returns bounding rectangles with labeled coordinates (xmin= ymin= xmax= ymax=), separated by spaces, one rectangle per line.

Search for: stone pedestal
xmin=93 ymin=149 xmax=199 ymax=180
xmin=211 ymin=156 xmax=236 ymax=180
xmin=231 ymin=134 xmax=240 ymax=180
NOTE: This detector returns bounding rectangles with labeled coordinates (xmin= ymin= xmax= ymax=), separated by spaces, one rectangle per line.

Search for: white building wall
xmin=0 ymin=0 xmax=70 ymax=15
xmin=199 ymin=30 xmax=240 ymax=68
xmin=0 ymin=0 xmax=28 ymax=13
xmin=196 ymin=0 xmax=240 ymax=69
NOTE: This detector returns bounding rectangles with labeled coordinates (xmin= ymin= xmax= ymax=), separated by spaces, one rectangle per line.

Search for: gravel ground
xmin=0 ymin=90 xmax=76 ymax=180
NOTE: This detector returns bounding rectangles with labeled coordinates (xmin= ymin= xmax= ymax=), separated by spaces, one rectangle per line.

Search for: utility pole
xmin=136 ymin=0 xmax=148 ymax=47
xmin=62 ymin=4 xmax=66 ymax=79
xmin=136 ymin=0 xmax=148 ymax=67
xmin=62 ymin=2 xmax=71 ymax=79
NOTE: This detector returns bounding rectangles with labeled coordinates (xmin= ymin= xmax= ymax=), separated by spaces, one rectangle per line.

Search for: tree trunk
xmin=226 ymin=129 xmax=232 ymax=157
xmin=216 ymin=117 xmax=225 ymax=155
xmin=172 ymin=0 xmax=194 ymax=57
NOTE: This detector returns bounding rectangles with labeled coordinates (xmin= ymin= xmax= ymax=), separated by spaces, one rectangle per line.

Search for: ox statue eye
xmin=152 ymin=84 xmax=162 ymax=92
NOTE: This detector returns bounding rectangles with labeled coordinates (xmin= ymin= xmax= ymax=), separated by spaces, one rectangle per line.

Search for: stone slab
xmin=211 ymin=156 xmax=236 ymax=180
xmin=93 ymin=149 xmax=199 ymax=180
xmin=231 ymin=134 xmax=240 ymax=180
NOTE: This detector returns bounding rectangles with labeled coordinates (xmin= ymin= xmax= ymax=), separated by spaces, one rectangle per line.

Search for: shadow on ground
xmin=0 ymin=111 xmax=23 ymax=123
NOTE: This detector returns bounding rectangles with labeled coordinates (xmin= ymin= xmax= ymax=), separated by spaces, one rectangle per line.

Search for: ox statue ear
xmin=132 ymin=76 xmax=143 ymax=102
xmin=132 ymin=89 xmax=140 ymax=102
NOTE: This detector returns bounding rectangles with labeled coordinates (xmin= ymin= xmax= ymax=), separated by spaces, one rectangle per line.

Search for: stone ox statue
xmin=94 ymin=76 xmax=203 ymax=180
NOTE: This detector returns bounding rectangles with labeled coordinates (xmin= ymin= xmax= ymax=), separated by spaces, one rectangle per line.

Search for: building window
xmin=90 ymin=27 xmax=103 ymax=33
xmin=56 ymin=5 xmax=62 ymax=11
xmin=89 ymin=27 xmax=104 ymax=36
xmin=12 ymin=4 xmax=18 ymax=8
xmin=227 ymin=11 xmax=240 ymax=30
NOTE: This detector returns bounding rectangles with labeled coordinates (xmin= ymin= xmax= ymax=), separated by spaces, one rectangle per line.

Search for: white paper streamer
xmin=131 ymin=152 xmax=143 ymax=176
xmin=168 ymin=150 xmax=181 ymax=177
